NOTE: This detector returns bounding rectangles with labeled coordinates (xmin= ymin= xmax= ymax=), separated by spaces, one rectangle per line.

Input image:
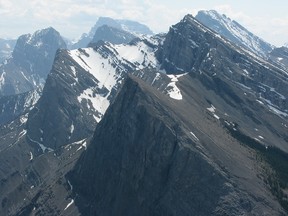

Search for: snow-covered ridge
xmin=114 ymin=41 xmax=159 ymax=69
xmin=196 ymin=10 xmax=273 ymax=58
xmin=68 ymin=39 xmax=161 ymax=123
xmin=69 ymin=48 xmax=119 ymax=91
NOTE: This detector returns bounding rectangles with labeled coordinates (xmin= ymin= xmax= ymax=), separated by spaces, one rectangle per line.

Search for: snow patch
xmin=35 ymin=41 xmax=43 ymax=48
xmin=70 ymin=66 xmax=78 ymax=82
xmin=27 ymin=135 xmax=53 ymax=153
xmin=256 ymin=100 xmax=264 ymax=105
xmin=207 ymin=105 xmax=216 ymax=113
xmin=69 ymin=48 xmax=118 ymax=91
xmin=277 ymin=57 xmax=283 ymax=61
xmin=65 ymin=138 xmax=87 ymax=152
xmin=114 ymin=41 xmax=159 ymax=69
xmin=20 ymin=114 xmax=29 ymax=124
xmin=13 ymin=129 xmax=27 ymax=145
xmin=77 ymin=87 xmax=110 ymax=123
xmin=166 ymin=73 xmax=187 ymax=100
xmin=0 ymin=72 xmax=6 ymax=89
xmin=24 ymin=90 xmax=41 ymax=110
xmin=207 ymin=105 xmax=220 ymax=119
xmin=190 ymin=131 xmax=199 ymax=142
xmin=76 ymin=141 xmax=87 ymax=152
xmin=29 ymin=152 xmax=33 ymax=161
xmin=68 ymin=180 xmax=73 ymax=191
xmin=151 ymin=72 xmax=161 ymax=85
xmin=267 ymin=105 xmax=288 ymax=117
xmin=64 ymin=199 xmax=74 ymax=211
xmin=69 ymin=123 xmax=74 ymax=134
xmin=243 ymin=69 xmax=249 ymax=76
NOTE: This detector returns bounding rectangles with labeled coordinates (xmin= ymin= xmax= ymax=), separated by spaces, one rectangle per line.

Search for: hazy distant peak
xmin=72 ymin=16 xmax=153 ymax=49
xmin=195 ymin=9 xmax=273 ymax=57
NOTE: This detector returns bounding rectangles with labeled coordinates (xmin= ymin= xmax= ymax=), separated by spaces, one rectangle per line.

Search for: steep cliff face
xmin=70 ymin=75 xmax=287 ymax=215
xmin=26 ymin=48 xmax=108 ymax=150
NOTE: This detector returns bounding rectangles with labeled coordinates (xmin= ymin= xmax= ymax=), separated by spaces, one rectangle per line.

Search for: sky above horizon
xmin=1 ymin=0 xmax=288 ymax=46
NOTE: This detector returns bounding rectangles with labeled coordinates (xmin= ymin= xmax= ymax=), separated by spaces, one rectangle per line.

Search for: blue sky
xmin=1 ymin=0 xmax=288 ymax=46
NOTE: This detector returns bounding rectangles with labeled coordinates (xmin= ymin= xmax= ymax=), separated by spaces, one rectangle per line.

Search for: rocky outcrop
xmin=69 ymin=75 xmax=286 ymax=215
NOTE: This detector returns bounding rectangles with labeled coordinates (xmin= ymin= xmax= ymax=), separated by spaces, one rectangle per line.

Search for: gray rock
xmin=69 ymin=75 xmax=286 ymax=215
xmin=195 ymin=10 xmax=273 ymax=58
xmin=0 ymin=27 xmax=66 ymax=96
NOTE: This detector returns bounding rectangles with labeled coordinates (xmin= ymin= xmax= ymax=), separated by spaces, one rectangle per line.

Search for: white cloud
xmin=1 ymin=1 xmax=287 ymax=46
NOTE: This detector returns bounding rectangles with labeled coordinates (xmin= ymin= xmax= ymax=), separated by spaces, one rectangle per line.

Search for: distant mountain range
xmin=71 ymin=17 xmax=153 ymax=49
xmin=0 ymin=11 xmax=287 ymax=216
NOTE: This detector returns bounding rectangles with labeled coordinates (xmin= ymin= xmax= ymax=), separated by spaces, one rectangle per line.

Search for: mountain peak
xmin=199 ymin=10 xmax=227 ymax=20
xmin=14 ymin=26 xmax=64 ymax=49
xmin=34 ymin=26 xmax=59 ymax=36
xmin=182 ymin=14 xmax=195 ymax=22
xmin=195 ymin=10 xmax=273 ymax=57
xmin=72 ymin=17 xmax=153 ymax=49
xmin=0 ymin=27 xmax=67 ymax=95
xmin=89 ymin=24 xmax=136 ymax=45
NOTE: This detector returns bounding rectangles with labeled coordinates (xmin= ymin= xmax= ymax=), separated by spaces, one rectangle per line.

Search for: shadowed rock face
xmin=69 ymin=75 xmax=286 ymax=215
xmin=70 ymin=76 xmax=226 ymax=215
xmin=25 ymin=48 xmax=108 ymax=150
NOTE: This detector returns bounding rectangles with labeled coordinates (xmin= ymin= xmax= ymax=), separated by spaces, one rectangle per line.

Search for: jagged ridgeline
xmin=0 ymin=12 xmax=287 ymax=216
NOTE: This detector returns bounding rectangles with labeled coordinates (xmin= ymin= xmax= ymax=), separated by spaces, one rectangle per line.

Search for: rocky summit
xmin=195 ymin=10 xmax=273 ymax=58
xmin=0 ymin=27 xmax=66 ymax=96
xmin=0 ymin=12 xmax=287 ymax=216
